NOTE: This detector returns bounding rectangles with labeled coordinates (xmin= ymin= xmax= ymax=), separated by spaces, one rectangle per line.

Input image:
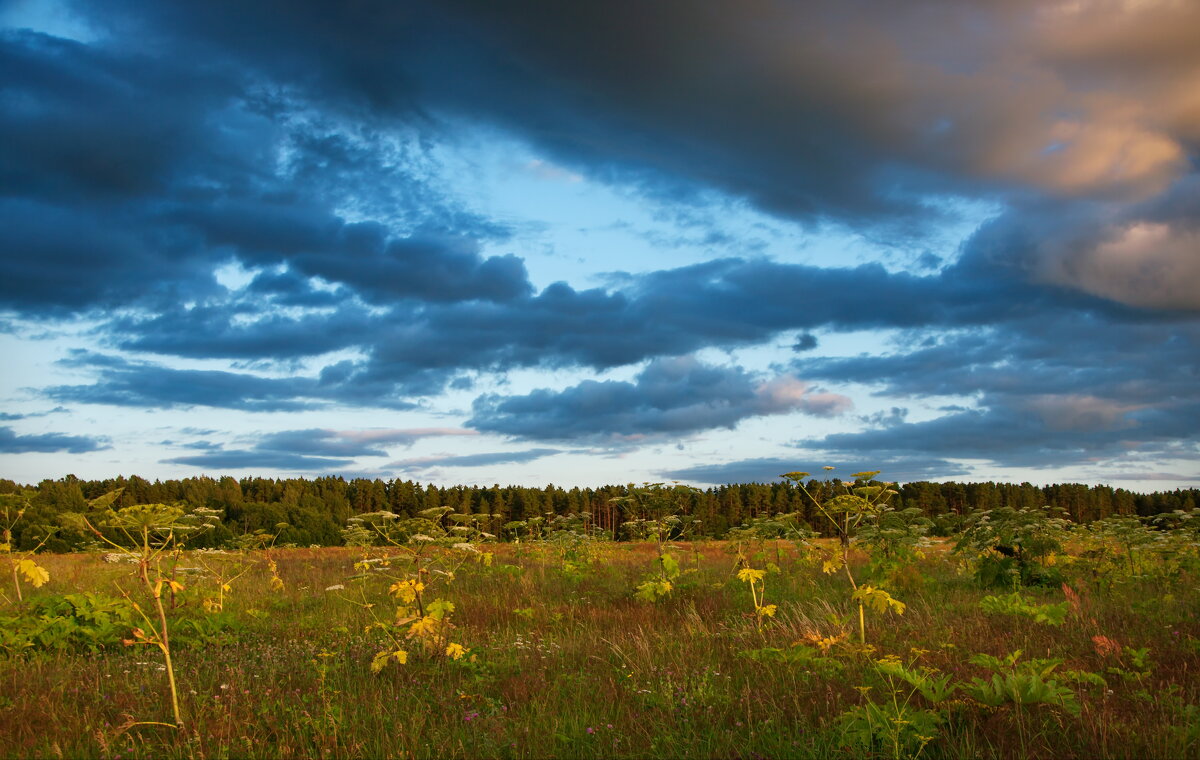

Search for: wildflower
xmin=586 ymin=727 xmax=595 ymax=734
xmin=445 ymin=642 xmax=468 ymax=660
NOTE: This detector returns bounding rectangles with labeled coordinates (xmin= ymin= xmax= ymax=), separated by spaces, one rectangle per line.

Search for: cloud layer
xmin=1 ymin=1 xmax=1197 ymax=484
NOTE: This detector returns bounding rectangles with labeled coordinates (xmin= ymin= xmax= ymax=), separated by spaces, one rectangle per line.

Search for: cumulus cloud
xmin=469 ymin=356 xmax=851 ymax=443
xmin=956 ymin=176 xmax=1200 ymax=311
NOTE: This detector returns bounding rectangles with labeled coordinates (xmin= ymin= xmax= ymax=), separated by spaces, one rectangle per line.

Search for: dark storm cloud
xmin=661 ymin=456 xmax=969 ymax=486
xmin=74 ymin=0 xmax=1200 ymax=227
xmin=80 ymin=258 xmax=972 ymax=374
xmin=469 ymin=356 xmax=850 ymax=443
xmin=125 ymin=253 xmax=1061 ymax=369
xmin=393 ymin=448 xmax=561 ymax=469
xmin=802 ymin=401 xmax=1200 ymax=471
xmin=0 ymin=426 xmax=108 ymax=454
xmin=109 ymin=303 xmax=377 ymax=360
xmin=953 ymin=177 xmax=1200 ymax=311
xmin=791 ymin=317 xmax=1200 ymax=470
xmin=46 ymin=249 xmax=1195 ymax=450
xmin=44 ymin=352 xmax=420 ymax=412
xmin=0 ymin=29 xmax=516 ymax=318
xmin=5 ymin=0 xmax=1200 ymax=480
xmin=181 ymin=206 xmax=531 ymax=305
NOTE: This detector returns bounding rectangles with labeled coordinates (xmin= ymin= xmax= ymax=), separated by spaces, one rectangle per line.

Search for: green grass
xmin=1 ymin=541 xmax=1198 ymax=759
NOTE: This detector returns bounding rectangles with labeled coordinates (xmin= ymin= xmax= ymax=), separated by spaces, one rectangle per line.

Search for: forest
xmin=3 ymin=473 xmax=1197 ymax=552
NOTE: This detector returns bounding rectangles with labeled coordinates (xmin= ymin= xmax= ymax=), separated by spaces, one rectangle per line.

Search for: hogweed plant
xmin=82 ymin=501 xmax=218 ymax=729
xmin=613 ymin=483 xmax=701 ymax=602
xmin=783 ymin=468 xmax=905 ymax=643
xmin=0 ymin=493 xmax=51 ymax=604
xmin=337 ymin=508 xmax=485 ymax=674
xmin=954 ymin=505 xmax=1072 ymax=588
xmin=545 ymin=511 xmax=608 ymax=581
xmin=839 ymin=653 xmax=956 ymax=760
xmin=725 ymin=512 xmax=818 ymax=576
xmin=193 ymin=551 xmax=253 ymax=613
xmin=735 ymin=567 xmax=777 ymax=630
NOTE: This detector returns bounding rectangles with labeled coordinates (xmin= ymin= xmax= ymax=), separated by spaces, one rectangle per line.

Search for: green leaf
xmin=660 ymin=552 xmax=680 ymax=579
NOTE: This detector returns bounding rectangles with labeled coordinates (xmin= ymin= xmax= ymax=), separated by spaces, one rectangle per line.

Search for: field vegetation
xmin=1 ymin=476 xmax=1199 ymax=759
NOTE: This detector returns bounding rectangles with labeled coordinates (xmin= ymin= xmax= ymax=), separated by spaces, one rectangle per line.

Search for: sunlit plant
xmin=783 ymin=468 xmax=905 ymax=643
xmin=0 ymin=493 xmax=51 ymax=604
xmin=612 ymin=483 xmax=701 ymax=602
xmin=954 ymin=505 xmax=1072 ymax=588
xmin=82 ymin=500 xmax=218 ymax=729
xmin=735 ymin=567 xmax=777 ymax=629
xmin=336 ymin=507 xmax=486 ymax=673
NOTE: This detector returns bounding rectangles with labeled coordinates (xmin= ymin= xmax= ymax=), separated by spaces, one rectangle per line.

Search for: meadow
xmin=2 ymin=492 xmax=1200 ymax=759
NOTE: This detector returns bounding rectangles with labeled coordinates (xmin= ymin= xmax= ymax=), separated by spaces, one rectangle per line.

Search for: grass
xmin=1 ymin=540 xmax=1198 ymax=759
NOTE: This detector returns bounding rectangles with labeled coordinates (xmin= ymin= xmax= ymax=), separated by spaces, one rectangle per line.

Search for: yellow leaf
xmin=221 ymin=583 xmax=232 ymax=592
xmin=168 ymin=580 xmax=185 ymax=593
xmin=852 ymin=586 xmax=907 ymax=615
xmin=445 ymin=642 xmax=467 ymax=660
xmin=407 ymin=615 xmax=441 ymax=640
xmin=389 ymin=579 xmax=423 ymax=603
xmin=737 ymin=568 xmax=765 ymax=584
xmin=18 ymin=559 xmax=49 ymax=588
xmin=370 ymin=648 xmax=408 ymax=673
xmin=370 ymin=650 xmax=391 ymax=674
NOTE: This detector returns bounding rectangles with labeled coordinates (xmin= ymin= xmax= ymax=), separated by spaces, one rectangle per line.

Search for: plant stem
xmin=139 ymin=531 xmax=183 ymax=728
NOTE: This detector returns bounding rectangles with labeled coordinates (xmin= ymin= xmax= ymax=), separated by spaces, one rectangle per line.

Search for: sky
xmin=1 ymin=0 xmax=1198 ymax=490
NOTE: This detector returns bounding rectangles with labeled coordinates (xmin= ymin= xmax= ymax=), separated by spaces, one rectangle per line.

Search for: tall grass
xmin=0 ymin=540 xmax=1197 ymax=759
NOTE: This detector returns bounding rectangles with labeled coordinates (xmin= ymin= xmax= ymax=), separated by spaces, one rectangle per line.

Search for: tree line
xmin=1 ymin=474 xmax=1196 ymax=553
